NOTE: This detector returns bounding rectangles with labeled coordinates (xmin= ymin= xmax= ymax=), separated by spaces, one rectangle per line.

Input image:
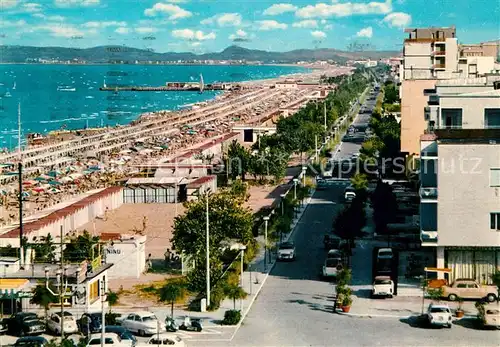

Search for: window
xmin=457 ymin=283 xmax=467 ymax=288
xmin=485 ymin=109 xmax=500 ymax=129
xmin=490 ymin=213 xmax=500 ymax=230
xmin=490 ymin=169 xmax=500 ymax=187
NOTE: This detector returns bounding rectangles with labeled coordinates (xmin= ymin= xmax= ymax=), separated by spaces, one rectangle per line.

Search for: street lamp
xmin=263 ymin=216 xmax=269 ymax=271
xmin=204 ymin=188 xmax=211 ymax=309
xmin=45 ymin=265 xmax=74 ymax=338
xmin=239 ymin=245 xmax=246 ymax=288
xmin=280 ymin=194 xmax=286 ymax=216
xmin=301 ymin=167 xmax=307 ymax=187
xmin=293 ymin=178 xmax=298 ymax=200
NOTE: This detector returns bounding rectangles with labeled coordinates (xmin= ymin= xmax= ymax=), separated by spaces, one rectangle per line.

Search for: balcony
xmin=432 ymin=50 xmax=446 ymax=56
xmin=420 ymin=187 xmax=438 ymax=199
xmin=432 ymin=64 xmax=446 ymax=70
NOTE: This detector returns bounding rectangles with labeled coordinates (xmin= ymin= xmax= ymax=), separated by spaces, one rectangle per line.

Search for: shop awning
xmin=0 ymin=279 xmax=31 ymax=299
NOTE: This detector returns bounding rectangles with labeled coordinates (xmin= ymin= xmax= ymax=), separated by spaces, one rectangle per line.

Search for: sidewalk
xmin=338 ymin=295 xmax=479 ymax=319
xmin=165 ymin=190 xmax=315 ymax=326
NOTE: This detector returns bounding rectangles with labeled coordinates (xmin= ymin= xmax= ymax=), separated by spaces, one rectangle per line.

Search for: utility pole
xmin=205 ymin=191 xmax=210 ymax=308
xmin=315 ymin=135 xmax=318 ymax=163
xmin=101 ymin=281 xmax=106 ymax=347
xmin=17 ymin=103 xmax=24 ymax=267
xmin=59 ymin=226 xmax=64 ymax=338
xmin=323 ymin=102 xmax=327 ymax=132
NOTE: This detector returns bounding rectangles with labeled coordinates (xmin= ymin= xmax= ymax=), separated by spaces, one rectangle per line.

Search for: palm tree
xmin=224 ymin=283 xmax=247 ymax=310
xmin=107 ymin=290 xmax=119 ymax=314
xmin=350 ymin=173 xmax=368 ymax=191
xmin=160 ymin=283 xmax=185 ymax=319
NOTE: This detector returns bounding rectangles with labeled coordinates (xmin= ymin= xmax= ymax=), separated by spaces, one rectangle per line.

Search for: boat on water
xmin=12 ymin=82 xmax=16 ymax=90
xmin=57 ymin=86 xmax=76 ymax=92
xmin=3 ymin=91 xmax=11 ymax=98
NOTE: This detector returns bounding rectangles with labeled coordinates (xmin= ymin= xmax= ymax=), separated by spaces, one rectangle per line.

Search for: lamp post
xmin=280 ymin=194 xmax=286 ymax=216
xmin=204 ymin=188 xmax=211 ymax=309
xmin=239 ymin=246 xmax=246 ymax=288
xmin=301 ymin=167 xmax=307 ymax=187
xmin=263 ymin=216 xmax=269 ymax=271
xmin=44 ymin=264 xmax=77 ymax=338
xmin=293 ymin=179 xmax=298 ymax=200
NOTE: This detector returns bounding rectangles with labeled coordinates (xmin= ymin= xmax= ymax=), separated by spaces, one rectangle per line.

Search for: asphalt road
xmin=188 ymin=185 xmax=500 ymax=347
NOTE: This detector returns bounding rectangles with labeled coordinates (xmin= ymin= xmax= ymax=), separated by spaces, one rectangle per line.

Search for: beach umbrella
xmin=60 ymin=176 xmax=73 ymax=183
xmin=0 ymin=190 xmax=7 ymax=196
xmin=22 ymin=180 xmax=37 ymax=186
xmin=48 ymin=180 xmax=61 ymax=186
xmin=48 ymin=188 xmax=61 ymax=194
xmin=22 ymin=192 xmax=30 ymax=198
xmin=47 ymin=170 xmax=62 ymax=177
xmin=34 ymin=176 xmax=47 ymax=182
xmin=83 ymin=170 xmax=93 ymax=175
xmin=32 ymin=187 xmax=45 ymax=193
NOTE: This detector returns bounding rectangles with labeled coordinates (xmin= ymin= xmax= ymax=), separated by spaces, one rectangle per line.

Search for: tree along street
xmin=187 ymin=184 xmax=500 ymax=347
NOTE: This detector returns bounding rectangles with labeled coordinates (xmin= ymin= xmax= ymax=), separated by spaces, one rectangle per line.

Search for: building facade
xmin=401 ymin=27 xmax=499 ymax=156
xmin=419 ymin=77 xmax=500 ymax=283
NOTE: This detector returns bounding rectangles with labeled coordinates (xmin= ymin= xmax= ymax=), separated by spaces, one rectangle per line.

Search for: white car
xmin=426 ymin=303 xmax=453 ymax=328
xmin=371 ymin=276 xmax=394 ymax=298
xmin=480 ymin=303 xmax=500 ymax=329
xmin=344 ymin=186 xmax=356 ymax=202
xmin=277 ymin=242 xmax=295 ymax=261
xmin=121 ymin=312 xmax=166 ymax=336
xmin=47 ymin=311 xmax=79 ymax=335
xmin=377 ymin=248 xmax=393 ymax=260
xmin=87 ymin=333 xmax=129 ymax=347
xmin=138 ymin=333 xmax=185 ymax=347
xmin=327 ymin=249 xmax=342 ymax=260
xmin=322 ymin=258 xmax=343 ymax=279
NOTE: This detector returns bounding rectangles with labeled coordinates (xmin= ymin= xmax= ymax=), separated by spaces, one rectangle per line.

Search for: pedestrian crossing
xmin=317 ymin=179 xmax=351 ymax=186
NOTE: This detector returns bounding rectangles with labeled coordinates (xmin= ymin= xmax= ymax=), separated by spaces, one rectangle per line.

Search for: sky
xmin=1 ymin=0 xmax=499 ymax=53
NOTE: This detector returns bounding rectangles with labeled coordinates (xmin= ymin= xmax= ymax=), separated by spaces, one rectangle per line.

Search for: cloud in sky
xmin=172 ymin=29 xmax=216 ymax=41
xmin=296 ymin=0 xmax=392 ymax=18
xmin=292 ymin=20 xmax=318 ymax=28
xmin=135 ymin=27 xmax=158 ymax=34
xmin=144 ymin=2 xmax=192 ymax=20
xmin=229 ymin=29 xmax=251 ymax=42
xmin=0 ymin=19 xmax=27 ymax=28
xmin=356 ymin=26 xmax=373 ymax=38
xmin=257 ymin=20 xmax=287 ymax=31
xmin=115 ymin=27 xmax=130 ymax=34
xmin=32 ymin=13 xmax=65 ymax=21
xmin=35 ymin=24 xmax=85 ymax=37
xmin=1 ymin=0 xmax=18 ymax=8
xmin=82 ymin=21 xmax=126 ymax=28
xmin=22 ymin=3 xmax=42 ymax=12
xmin=201 ymin=13 xmax=242 ymax=27
xmin=54 ymin=0 xmax=100 ymax=7
xmin=311 ymin=30 xmax=327 ymax=39
xmin=263 ymin=3 xmax=298 ymax=15
xmin=382 ymin=12 xmax=412 ymax=28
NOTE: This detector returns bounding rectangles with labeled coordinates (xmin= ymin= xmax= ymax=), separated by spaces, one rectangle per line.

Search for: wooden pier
xmin=99 ymin=82 xmax=240 ymax=92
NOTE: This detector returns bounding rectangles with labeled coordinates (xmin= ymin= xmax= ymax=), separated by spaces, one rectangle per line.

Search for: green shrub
xmin=207 ymin=284 xmax=225 ymax=311
xmin=222 ymin=310 xmax=241 ymax=325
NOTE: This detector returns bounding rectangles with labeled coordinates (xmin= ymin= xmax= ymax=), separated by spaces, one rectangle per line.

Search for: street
xmin=187 ymin=184 xmax=500 ymax=347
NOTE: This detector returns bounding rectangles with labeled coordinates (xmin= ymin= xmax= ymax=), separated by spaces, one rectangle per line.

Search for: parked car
xmin=426 ymin=303 xmax=453 ymax=328
xmin=87 ymin=333 xmax=129 ymax=347
xmin=105 ymin=325 xmax=137 ymax=346
xmin=478 ymin=302 xmax=500 ymax=329
xmin=371 ymin=276 xmax=394 ymax=298
xmin=78 ymin=312 xmax=102 ymax=335
xmin=327 ymin=249 xmax=342 ymax=260
xmin=14 ymin=336 xmax=49 ymax=347
xmin=344 ymin=186 xmax=356 ymax=202
xmin=277 ymin=242 xmax=295 ymax=261
xmin=141 ymin=333 xmax=185 ymax=346
xmin=322 ymin=258 xmax=343 ymax=279
xmin=47 ymin=311 xmax=79 ymax=335
xmin=7 ymin=312 xmax=45 ymax=336
xmin=120 ymin=311 xmax=166 ymax=336
xmin=0 ymin=318 xmax=8 ymax=334
xmin=377 ymin=248 xmax=393 ymax=260
xmin=442 ymin=279 xmax=497 ymax=302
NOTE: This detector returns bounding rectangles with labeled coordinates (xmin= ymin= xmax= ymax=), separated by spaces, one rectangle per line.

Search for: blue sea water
xmin=0 ymin=64 xmax=308 ymax=149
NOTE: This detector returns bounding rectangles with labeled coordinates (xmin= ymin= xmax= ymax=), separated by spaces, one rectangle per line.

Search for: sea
xmin=0 ymin=64 xmax=309 ymax=150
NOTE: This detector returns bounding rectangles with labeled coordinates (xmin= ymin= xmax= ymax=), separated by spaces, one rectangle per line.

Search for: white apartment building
xmin=420 ymin=77 xmax=500 ymax=283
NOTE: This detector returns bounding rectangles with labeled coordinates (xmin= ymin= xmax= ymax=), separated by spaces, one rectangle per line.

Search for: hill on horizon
xmin=0 ymin=44 xmax=399 ymax=64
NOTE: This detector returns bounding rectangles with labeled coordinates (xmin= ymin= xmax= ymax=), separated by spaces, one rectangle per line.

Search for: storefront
xmin=444 ymin=247 xmax=500 ymax=284
xmin=0 ymin=279 xmax=31 ymax=316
